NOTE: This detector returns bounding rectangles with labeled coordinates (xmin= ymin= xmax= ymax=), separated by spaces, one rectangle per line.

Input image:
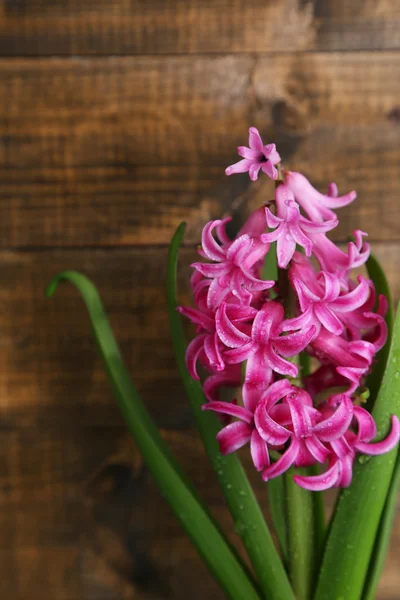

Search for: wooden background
xmin=0 ymin=1 xmax=399 ymax=598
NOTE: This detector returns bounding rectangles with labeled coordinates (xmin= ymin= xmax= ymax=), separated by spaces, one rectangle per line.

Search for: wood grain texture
xmin=0 ymin=0 xmax=399 ymax=56
xmin=1 ymin=53 xmax=400 ymax=246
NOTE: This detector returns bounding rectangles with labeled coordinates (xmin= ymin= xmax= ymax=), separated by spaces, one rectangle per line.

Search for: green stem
xmin=285 ymin=468 xmax=319 ymax=600
xmin=168 ymin=223 xmax=295 ymax=600
xmin=278 ymin=267 xmax=324 ymax=600
xmin=46 ymin=270 xmax=261 ymax=600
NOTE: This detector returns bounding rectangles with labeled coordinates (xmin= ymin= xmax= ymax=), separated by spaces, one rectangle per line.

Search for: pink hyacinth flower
xmin=310 ymin=329 xmax=375 ymax=393
xmin=225 ymin=127 xmax=281 ymax=181
xmin=284 ymin=170 xmax=356 ymax=222
xmin=282 ymin=273 xmax=370 ymax=337
xmin=216 ymin=301 xmax=316 ymax=387
xmin=258 ymin=390 xmax=354 ymax=482
xmin=178 ymin=303 xmax=257 ymax=379
xmin=261 ymin=184 xmax=338 ymax=268
xmin=202 ymin=382 xmax=286 ymax=471
xmin=192 ymin=219 xmax=273 ymax=310
xmin=294 ymin=408 xmax=400 ymax=491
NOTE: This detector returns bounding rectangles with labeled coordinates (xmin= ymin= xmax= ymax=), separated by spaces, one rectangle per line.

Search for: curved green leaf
xmin=168 ymin=223 xmax=295 ymax=600
xmin=46 ymin=270 xmax=261 ymax=600
xmin=366 ymin=253 xmax=394 ymax=411
xmin=362 ymin=446 xmax=400 ymax=600
xmin=314 ymin=304 xmax=400 ymax=600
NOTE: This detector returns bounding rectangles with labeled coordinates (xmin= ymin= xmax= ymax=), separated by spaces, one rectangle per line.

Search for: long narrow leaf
xmin=362 ymin=446 xmax=400 ymax=600
xmin=168 ymin=223 xmax=295 ymax=600
xmin=314 ymin=304 xmax=400 ymax=600
xmin=46 ymin=270 xmax=261 ymax=600
xmin=267 ymin=476 xmax=288 ymax=564
xmin=366 ymin=253 xmax=394 ymax=411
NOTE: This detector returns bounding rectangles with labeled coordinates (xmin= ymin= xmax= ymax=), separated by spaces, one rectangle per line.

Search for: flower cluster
xmin=179 ymin=128 xmax=399 ymax=491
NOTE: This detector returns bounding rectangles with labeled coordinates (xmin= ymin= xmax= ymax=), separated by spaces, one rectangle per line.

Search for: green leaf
xmin=267 ymin=476 xmax=288 ymax=564
xmin=314 ymin=304 xmax=400 ymax=600
xmin=168 ymin=223 xmax=295 ymax=600
xmin=365 ymin=253 xmax=394 ymax=411
xmin=362 ymin=447 xmax=400 ymax=600
xmin=46 ymin=270 xmax=261 ymax=600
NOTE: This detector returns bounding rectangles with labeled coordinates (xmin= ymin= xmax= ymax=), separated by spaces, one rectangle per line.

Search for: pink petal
xmin=249 ymin=163 xmax=263 ymax=181
xmin=185 ymin=334 xmax=207 ymax=379
xmin=276 ymin=232 xmax=296 ymax=268
xmin=330 ymin=436 xmax=352 ymax=459
xmin=262 ymin=437 xmax=299 ymax=481
xmin=201 ymin=220 xmax=227 ymax=261
xmin=251 ymin=430 xmax=270 ymax=471
xmin=237 ymin=146 xmax=261 ymax=160
xmin=204 ymin=332 xmax=224 ymax=371
xmin=333 ymin=277 xmax=370 ymax=312
xmin=242 ymin=382 xmax=263 ymax=413
xmin=289 ymin=223 xmax=313 ymax=256
xmin=266 ymin=346 xmax=299 ymax=377
xmin=215 ymin=217 xmax=232 ymax=246
xmin=216 ymin=303 xmax=250 ymax=348
xmin=207 ymin=278 xmax=231 ymax=311
xmin=203 ymin=401 xmax=253 ymax=424
xmin=337 ymin=455 xmax=354 ymax=487
xmin=328 ymin=182 xmax=338 ymax=197
xmin=355 ymin=416 xmax=400 ymax=455
xmin=177 ymin=306 xmax=215 ymax=333
xmin=262 ymin=161 xmax=278 ymax=180
xmin=224 ymin=342 xmax=256 ymax=364
xmin=264 ymin=208 xmax=283 ymax=230
xmin=260 ymin=379 xmax=294 ymax=409
xmin=280 ymin=306 xmax=315 ymax=334
xmin=261 ymin=225 xmax=283 ymax=244
xmin=300 ymin=217 xmax=338 ymax=234
xmin=352 ymin=406 xmax=377 ymax=443
xmin=262 ymin=143 xmax=277 ymax=158
xmin=274 ymin=326 xmax=317 ymax=357
xmin=216 ymin=421 xmax=252 ymax=454
xmin=248 ymin=127 xmax=263 ymax=151
xmin=244 ymin=348 xmax=273 ymax=388
xmin=255 ymin=406 xmax=291 ymax=446
xmin=226 ymin=304 xmax=258 ymax=323
xmin=191 ymin=261 xmax=231 ymax=278
xmin=314 ymin=395 xmax=354 ymax=442
xmin=227 ymin=234 xmax=252 ymax=264
xmin=314 ymin=305 xmax=344 ymax=335
xmin=293 ymin=460 xmax=341 ymax=491
xmin=225 ymin=158 xmax=252 ymax=176
xmin=305 ymin=435 xmax=331 ymax=463
xmin=286 ymin=390 xmax=313 ymax=437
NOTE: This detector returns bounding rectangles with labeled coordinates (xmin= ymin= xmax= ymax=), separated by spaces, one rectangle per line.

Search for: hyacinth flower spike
xmin=179 ymin=126 xmax=399 ymax=498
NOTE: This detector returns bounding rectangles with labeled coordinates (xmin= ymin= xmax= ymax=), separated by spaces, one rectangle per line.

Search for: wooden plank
xmin=0 ymin=427 xmax=229 ymax=599
xmin=0 ymin=0 xmax=399 ymax=56
xmin=0 ymin=243 xmax=399 ymax=429
xmin=0 ymin=247 xmax=198 ymax=428
xmin=0 ymin=53 xmax=399 ymax=246
xmin=0 ymin=429 xmax=398 ymax=599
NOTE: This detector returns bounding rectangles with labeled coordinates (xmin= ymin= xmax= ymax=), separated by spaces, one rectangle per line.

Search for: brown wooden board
xmin=0 ymin=53 xmax=399 ymax=247
xmin=0 ymin=1 xmax=399 ymax=56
